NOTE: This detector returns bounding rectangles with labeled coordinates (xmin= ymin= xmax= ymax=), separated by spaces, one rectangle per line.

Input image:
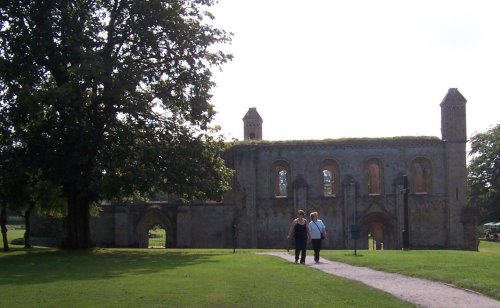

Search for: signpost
xmin=402 ymin=175 xmax=410 ymax=250
xmin=350 ymin=224 xmax=360 ymax=255
xmin=232 ymin=222 xmax=238 ymax=253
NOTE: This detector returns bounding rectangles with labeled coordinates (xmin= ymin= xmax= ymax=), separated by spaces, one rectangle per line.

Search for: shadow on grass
xmin=0 ymin=247 xmax=224 ymax=286
xmin=344 ymin=253 xmax=365 ymax=257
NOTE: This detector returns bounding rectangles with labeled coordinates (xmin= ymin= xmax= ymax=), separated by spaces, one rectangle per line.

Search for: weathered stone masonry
xmin=90 ymin=88 xmax=478 ymax=250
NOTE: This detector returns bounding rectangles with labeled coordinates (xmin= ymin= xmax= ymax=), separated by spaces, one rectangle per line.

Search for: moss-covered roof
xmin=227 ymin=136 xmax=441 ymax=147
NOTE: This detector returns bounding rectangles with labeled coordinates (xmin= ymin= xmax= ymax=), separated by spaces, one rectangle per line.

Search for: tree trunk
xmin=1 ymin=206 xmax=10 ymax=252
xmin=24 ymin=204 xmax=35 ymax=248
xmin=64 ymin=195 xmax=90 ymax=249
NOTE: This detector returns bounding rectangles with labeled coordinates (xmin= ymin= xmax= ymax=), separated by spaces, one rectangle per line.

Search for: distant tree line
xmin=468 ymin=123 xmax=500 ymax=223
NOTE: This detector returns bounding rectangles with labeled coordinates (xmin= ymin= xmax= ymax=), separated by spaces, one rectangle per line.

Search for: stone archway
xmin=135 ymin=206 xmax=174 ymax=248
xmin=360 ymin=212 xmax=395 ymax=250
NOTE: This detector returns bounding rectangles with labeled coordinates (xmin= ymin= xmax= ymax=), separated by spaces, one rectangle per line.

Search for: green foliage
xmin=0 ymin=150 xmax=66 ymax=217
xmin=0 ymin=227 xmax=24 ymax=248
xmin=0 ymin=1 xmax=233 ymax=247
xmin=9 ymin=237 xmax=24 ymax=245
xmin=148 ymin=225 xmax=166 ymax=247
xmin=1 ymin=227 xmax=52 ymax=249
xmin=0 ymin=142 xmax=65 ymax=251
xmin=28 ymin=171 xmax=67 ymax=217
xmin=468 ymin=123 xmax=500 ymax=221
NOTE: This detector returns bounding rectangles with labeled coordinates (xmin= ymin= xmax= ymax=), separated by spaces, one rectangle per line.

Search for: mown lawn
xmin=0 ymin=247 xmax=412 ymax=308
xmin=2 ymin=229 xmax=499 ymax=307
xmin=2 ymin=226 xmax=25 ymax=244
xmin=321 ymin=240 xmax=500 ymax=301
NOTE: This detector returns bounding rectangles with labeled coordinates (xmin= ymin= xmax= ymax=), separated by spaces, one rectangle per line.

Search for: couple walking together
xmin=287 ymin=210 xmax=327 ymax=264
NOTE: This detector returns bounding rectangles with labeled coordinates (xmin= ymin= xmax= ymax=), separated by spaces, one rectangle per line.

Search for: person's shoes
xmin=300 ymin=262 xmax=305 ymax=264
xmin=295 ymin=260 xmax=298 ymax=263
xmin=315 ymin=260 xmax=319 ymax=263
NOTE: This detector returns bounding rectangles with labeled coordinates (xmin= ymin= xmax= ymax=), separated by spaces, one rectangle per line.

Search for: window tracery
xmin=321 ymin=160 xmax=339 ymax=197
xmin=272 ymin=161 xmax=290 ymax=197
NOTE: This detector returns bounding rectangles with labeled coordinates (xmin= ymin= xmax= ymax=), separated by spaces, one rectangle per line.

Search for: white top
xmin=309 ymin=219 xmax=326 ymax=239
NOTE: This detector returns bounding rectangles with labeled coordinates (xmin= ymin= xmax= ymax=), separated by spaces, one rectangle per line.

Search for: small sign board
xmin=350 ymin=224 xmax=360 ymax=240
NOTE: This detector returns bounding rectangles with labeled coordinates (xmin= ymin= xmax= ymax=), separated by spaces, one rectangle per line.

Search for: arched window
xmin=323 ymin=169 xmax=334 ymax=196
xmin=366 ymin=159 xmax=382 ymax=195
xmin=321 ymin=160 xmax=339 ymax=197
xmin=411 ymin=158 xmax=431 ymax=194
xmin=272 ymin=161 xmax=290 ymax=197
xmin=277 ymin=168 xmax=287 ymax=196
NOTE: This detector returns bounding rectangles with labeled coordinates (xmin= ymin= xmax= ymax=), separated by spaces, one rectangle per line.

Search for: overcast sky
xmin=208 ymin=0 xmax=500 ymax=142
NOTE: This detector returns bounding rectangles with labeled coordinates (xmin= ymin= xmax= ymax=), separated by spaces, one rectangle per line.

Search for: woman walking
xmin=309 ymin=211 xmax=327 ymax=263
xmin=287 ymin=210 xmax=311 ymax=264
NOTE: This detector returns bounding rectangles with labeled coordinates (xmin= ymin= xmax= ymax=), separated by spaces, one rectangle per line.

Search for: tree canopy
xmin=0 ymin=0 xmax=234 ymax=249
xmin=468 ymin=123 xmax=500 ymax=222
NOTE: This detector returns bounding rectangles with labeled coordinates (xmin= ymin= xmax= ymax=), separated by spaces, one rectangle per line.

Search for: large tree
xmin=0 ymin=0 xmax=233 ymax=249
xmin=468 ymin=123 xmax=500 ymax=222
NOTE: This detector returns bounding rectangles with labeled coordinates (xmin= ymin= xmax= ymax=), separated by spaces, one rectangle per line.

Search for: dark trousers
xmin=294 ymin=238 xmax=307 ymax=263
xmin=311 ymin=239 xmax=322 ymax=261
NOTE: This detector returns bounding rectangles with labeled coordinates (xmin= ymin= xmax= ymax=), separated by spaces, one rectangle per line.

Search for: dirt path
xmin=261 ymin=252 xmax=500 ymax=308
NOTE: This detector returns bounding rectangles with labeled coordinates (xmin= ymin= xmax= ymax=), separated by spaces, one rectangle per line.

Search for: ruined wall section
xmin=410 ymin=195 xmax=448 ymax=248
xmin=229 ymin=138 xmax=449 ymax=249
xmin=227 ymin=146 xmax=260 ymax=248
xmin=185 ymin=204 xmax=236 ymax=248
xmin=90 ymin=137 xmax=458 ymax=250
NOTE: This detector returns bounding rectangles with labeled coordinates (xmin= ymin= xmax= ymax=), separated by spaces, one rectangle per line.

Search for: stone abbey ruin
xmin=90 ymin=88 xmax=478 ymax=250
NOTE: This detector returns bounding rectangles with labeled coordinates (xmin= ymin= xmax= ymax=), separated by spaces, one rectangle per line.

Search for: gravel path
xmin=261 ymin=252 xmax=500 ymax=308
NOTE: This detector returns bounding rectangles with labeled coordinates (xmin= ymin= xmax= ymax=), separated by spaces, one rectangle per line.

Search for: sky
xmin=208 ymin=0 xmax=500 ymax=142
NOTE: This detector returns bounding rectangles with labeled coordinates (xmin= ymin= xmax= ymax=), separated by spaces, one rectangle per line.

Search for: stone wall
xmin=89 ymin=138 xmax=475 ymax=250
xmin=89 ymin=89 xmax=478 ymax=250
xmin=89 ymin=136 xmax=476 ymax=250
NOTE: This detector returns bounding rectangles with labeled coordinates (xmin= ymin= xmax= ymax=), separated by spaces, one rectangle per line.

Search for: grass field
xmin=0 ymin=248 xmax=411 ymax=307
xmin=3 ymin=227 xmax=25 ymax=244
xmin=321 ymin=240 xmax=500 ymax=301
xmin=1 ymin=229 xmax=499 ymax=307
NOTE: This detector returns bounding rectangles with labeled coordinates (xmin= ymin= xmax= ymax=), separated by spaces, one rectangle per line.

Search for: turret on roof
xmin=243 ymin=107 xmax=263 ymax=141
xmin=440 ymin=88 xmax=467 ymax=106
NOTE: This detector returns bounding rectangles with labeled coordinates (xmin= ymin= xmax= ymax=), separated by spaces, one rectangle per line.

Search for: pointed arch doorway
xmin=360 ymin=212 xmax=395 ymax=250
xmin=135 ymin=207 xmax=174 ymax=248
